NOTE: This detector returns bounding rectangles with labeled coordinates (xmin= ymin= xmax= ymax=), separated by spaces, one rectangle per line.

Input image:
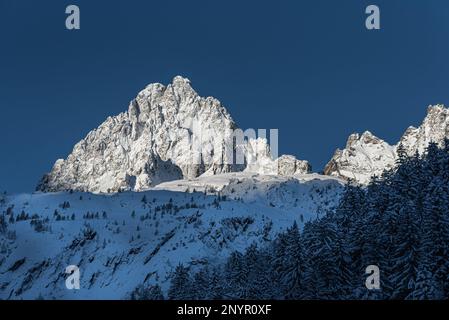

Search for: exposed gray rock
xmin=276 ymin=155 xmax=311 ymax=176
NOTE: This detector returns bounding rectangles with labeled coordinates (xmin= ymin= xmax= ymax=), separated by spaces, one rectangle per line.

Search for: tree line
xmin=165 ymin=141 xmax=449 ymax=300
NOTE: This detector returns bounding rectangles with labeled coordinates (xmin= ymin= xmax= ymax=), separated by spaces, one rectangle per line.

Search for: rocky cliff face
xmin=324 ymin=105 xmax=449 ymax=184
xmin=37 ymin=76 xmax=241 ymax=193
xmin=276 ymin=155 xmax=312 ymax=177
xmin=324 ymin=131 xmax=396 ymax=184
xmin=398 ymin=105 xmax=449 ymax=154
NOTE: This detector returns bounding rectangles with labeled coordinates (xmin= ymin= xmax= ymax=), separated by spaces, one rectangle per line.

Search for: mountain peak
xmin=38 ymin=76 xmax=312 ymax=193
xmin=172 ymin=75 xmax=191 ymax=85
xmin=37 ymin=77 xmax=239 ymax=193
xmin=427 ymin=104 xmax=447 ymax=115
xmin=325 ymin=105 xmax=449 ymax=184
xmin=344 ymin=131 xmax=383 ymax=149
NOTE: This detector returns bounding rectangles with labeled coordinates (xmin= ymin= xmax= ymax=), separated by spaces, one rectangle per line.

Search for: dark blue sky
xmin=1 ymin=0 xmax=449 ymax=193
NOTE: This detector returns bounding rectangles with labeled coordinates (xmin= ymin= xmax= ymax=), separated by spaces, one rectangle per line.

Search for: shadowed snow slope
xmin=0 ymin=174 xmax=342 ymax=299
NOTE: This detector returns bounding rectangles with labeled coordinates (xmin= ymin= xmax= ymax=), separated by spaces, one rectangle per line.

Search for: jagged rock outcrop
xmin=243 ymin=138 xmax=275 ymax=175
xmin=276 ymin=155 xmax=312 ymax=176
xmin=324 ymin=105 xmax=449 ymax=184
xmin=37 ymin=76 xmax=241 ymax=193
xmin=324 ymin=131 xmax=396 ymax=184
xmin=398 ymin=105 xmax=449 ymax=154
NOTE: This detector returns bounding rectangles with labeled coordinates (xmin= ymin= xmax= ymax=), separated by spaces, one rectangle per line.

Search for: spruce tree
xmin=168 ymin=264 xmax=194 ymax=300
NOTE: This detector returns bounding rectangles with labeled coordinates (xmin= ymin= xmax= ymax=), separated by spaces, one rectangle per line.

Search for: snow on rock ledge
xmin=243 ymin=138 xmax=311 ymax=176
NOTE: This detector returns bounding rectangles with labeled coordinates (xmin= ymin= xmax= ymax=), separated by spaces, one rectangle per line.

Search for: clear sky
xmin=1 ymin=0 xmax=449 ymax=193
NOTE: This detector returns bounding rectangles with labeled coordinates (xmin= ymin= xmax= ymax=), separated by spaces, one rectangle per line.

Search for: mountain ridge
xmin=37 ymin=76 xmax=449 ymax=190
xmin=37 ymin=76 xmax=311 ymax=193
xmin=324 ymin=104 xmax=449 ymax=183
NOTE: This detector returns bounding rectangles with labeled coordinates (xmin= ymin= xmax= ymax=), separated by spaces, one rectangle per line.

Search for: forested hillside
xmin=166 ymin=141 xmax=449 ymax=300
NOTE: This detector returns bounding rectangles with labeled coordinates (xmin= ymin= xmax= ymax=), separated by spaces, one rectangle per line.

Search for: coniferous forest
xmin=164 ymin=141 xmax=449 ymax=300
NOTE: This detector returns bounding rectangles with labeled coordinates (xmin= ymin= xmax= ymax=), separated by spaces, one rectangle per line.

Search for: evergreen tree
xmin=192 ymin=267 xmax=212 ymax=300
xmin=208 ymin=267 xmax=225 ymax=299
xmin=130 ymin=284 xmax=165 ymax=300
xmin=0 ymin=214 xmax=7 ymax=234
xmin=168 ymin=264 xmax=195 ymax=300
xmin=165 ymin=142 xmax=449 ymax=300
xmin=408 ymin=265 xmax=440 ymax=300
xmin=420 ymin=181 xmax=449 ymax=297
xmin=222 ymin=251 xmax=247 ymax=299
xmin=244 ymin=243 xmax=272 ymax=299
xmin=278 ymin=222 xmax=304 ymax=299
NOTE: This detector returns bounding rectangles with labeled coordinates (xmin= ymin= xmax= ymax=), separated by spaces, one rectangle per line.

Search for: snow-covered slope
xmin=0 ymin=174 xmax=342 ymax=300
xmin=324 ymin=105 xmax=449 ymax=184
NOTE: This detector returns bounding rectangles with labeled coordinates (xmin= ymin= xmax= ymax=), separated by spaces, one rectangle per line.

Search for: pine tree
xmin=301 ymin=217 xmax=351 ymax=299
xmin=130 ymin=284 xmax=165 ymax=300
xmin=407 ymin=265 xmax=440 ymax=300
xmin=335 ymin=183 xmax=368 ymax=297
xmin=168 ymin=264 xmax=194 ymax=300
xmin=420 ymin=180 xmax=449 ymax=297
xmin=0 ymin=214 xmax=7 ymax=234
xmin=270 ymin=232 xmax=288 ymax=298
xmin=243 ymin=243 xmax=272 ymax=299
xmin=192 ymin=267 xmax=212 ymax=299
xmin=222 ymin=251 xmax=247 ymax=299
xmin=208 ymin=267 xmax=225 ymax=299
xmin=147 ymin=284 xmax=165 ymax=300
xmin=277 ymin=222 xmax=304 ymax=299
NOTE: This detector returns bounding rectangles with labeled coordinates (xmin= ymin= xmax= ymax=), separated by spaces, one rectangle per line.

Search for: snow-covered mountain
xmin=324 ymin=105 xmax=449 ymax=184
xmin=3 ymin=71 xmax=328 ymax=299
xmin=36 ymin=76 xmax=241 ymax=193
xmin=37 ymin=76 xmax=310 ymax=194
xmin=0 ymin=173 xmax=342 ymax=299
xmin=323 ymin=131 xmax=396 ymax=184
xmin=37 ymin=75 xmax=449 ymax=189
xmin=5 ymin=75 xmax=449 ymax=299
xmin=398 ymin=105 xmax=449 ymax=154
